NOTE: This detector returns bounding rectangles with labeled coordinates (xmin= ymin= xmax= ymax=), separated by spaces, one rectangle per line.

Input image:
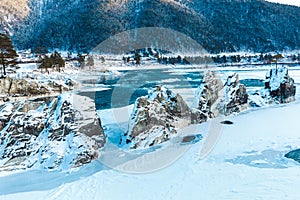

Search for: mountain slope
xmin=7 ymin=0 xmax=300 ymax=53
xmin=0 ymin=0 xmax=29 ymax=34
xmin=184 ymin=0 xmax=300 ymax=52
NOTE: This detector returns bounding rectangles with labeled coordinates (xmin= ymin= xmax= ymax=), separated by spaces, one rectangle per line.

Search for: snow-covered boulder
xmin=0 ymin=93 xmax=105 ymax=172
xmin=265 ymin=66 xmax=296 ymax=103
xmin=124 ymin=86 xmax=191 ymax=149
xmin=248 ymin=88 xmax=275 ymax=107
xmin=218 ymin=73 xmax=248 ymax=115
xmin=195 ymin=71 xmax=224 ymax=118
xmin=196 ymin=71 xmax=248 ymax=116
xmin=249 ymin=66 xmax=296 ymax=106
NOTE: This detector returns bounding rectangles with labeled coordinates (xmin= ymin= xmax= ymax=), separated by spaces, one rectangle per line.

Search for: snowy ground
xmin=1 ymin=63 xmax=300 ymax=199
xmin=2 ymin=100 xmax=300 ymax=199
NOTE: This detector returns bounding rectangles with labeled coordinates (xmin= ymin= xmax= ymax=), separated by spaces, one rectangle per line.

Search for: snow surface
xmin=2 ymin=98 xmax=300 ymax=199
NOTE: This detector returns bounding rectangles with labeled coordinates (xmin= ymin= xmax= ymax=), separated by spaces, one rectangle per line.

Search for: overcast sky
xmin=266 ymin=0 xmax=300 ymax=7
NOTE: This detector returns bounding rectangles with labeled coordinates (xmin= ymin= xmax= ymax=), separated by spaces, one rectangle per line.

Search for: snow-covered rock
xmin=249 ymin=66 xmax=296 ymax=106
xmin=265 ymin=66 xmax=296 ymax=103
xmin=196 ymin=71 xmax=248 ymax=116
xmin=0 ymin=93 xmax=105 ymax=172
xmin=0 ymin=76 xmax=75 ymax=101
xmin=218 ymin=73 xmax=248 ymax=115
xmin=248 ymin=88 xmax=275 ymax=107
xmin=195 ymin=71 xmax=224 ymax=118
xmin=124 ymin=85 xmax=191 ymax=149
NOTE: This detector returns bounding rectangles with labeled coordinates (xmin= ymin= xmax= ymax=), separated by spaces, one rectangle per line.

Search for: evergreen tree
xmin=221 ymin=55 xmax=227 ymax=63
xmin=77 ymin=53 xmax=85 ymax=67
xmin=50 ymin=51 xmax=65 ymax=72
xmin=38 ymin=55 xmax=52 ymax=73
xmin=32 ymin=46 xmax=48 ymax=54
xmin=0 ymin=33 xmax=18 ymax=77
xmin=134 ymin=52 xmax=141 ymax=65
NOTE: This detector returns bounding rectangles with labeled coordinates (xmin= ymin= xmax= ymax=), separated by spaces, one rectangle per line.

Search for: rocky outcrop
xmin=124 ymin=86 xmax=191 ymax=149
xmin=218 ymin=73 xmax=248 ymax=115
xmin=124 ymin=68 xmax=296 ymax=150
xmin=0 ymin=76 xmax=75 ymax=101
xmin=249 ymin=66 xmax=296 ymax=106
xmin=195 ymin=71 xmax=248 ymax=116
xmin=0 ymin=93 xmax=105 ymax=172
xmin=195 ymin=71 xmax=224 ymax=118
xmin=265 ymin=66 xmax=296 ymax=103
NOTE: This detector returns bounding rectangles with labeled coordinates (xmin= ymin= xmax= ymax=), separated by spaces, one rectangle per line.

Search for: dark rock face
xmin=125 ymin=85 xmax=191 ymax=149
xmin=191 ymin=109 xmax=208 ymax=125
xmin=265 ymin=66 xmax=296 ymax=103
xmin=285 ymin=149 xmax=300 ymax=163
xmin=0 ymin=93 xmax=105 ymax=172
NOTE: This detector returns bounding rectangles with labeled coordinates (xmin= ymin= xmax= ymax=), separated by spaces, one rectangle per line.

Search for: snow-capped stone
xmin=249 ymin=66 xmax=296 ymax=106
xmin=0 ymin=93 xmax=105 ymax=172
xmin=195 ymin=72 xmax=248 ymax=116
xmin=218 ymin=73 xmax=248 ymax=115
xmin=125 ymin=85 xmax=191 ymax=149
xmin=0 ymin=76 xmax=75 ymax=101
xmin=265 ymin=66 xmax=296 ymax=103
xmin=195 ymin=71 xmax=224 ymax=118
xmin=248 ymin=88 xmax=275 ymax=107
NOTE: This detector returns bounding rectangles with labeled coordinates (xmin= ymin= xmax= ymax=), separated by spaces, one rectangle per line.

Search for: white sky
xmin=266 ymin=0 xmax=300 ymax=7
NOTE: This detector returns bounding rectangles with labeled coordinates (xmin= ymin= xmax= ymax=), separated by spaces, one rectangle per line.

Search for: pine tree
xmin=38 ymin=55 xmax=53 ymax=73
xmin=50 ymin=51 xmax=65 ymax=72
xmin=77 ymin=53 xmax=85 ymax=68
xmin=0 ymin=33 xmax=18 ymax=77
xmin=32 ymin=46 xmax=48 ymax=54
xmin=134 ymin=52 xmax=141 ymax=65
